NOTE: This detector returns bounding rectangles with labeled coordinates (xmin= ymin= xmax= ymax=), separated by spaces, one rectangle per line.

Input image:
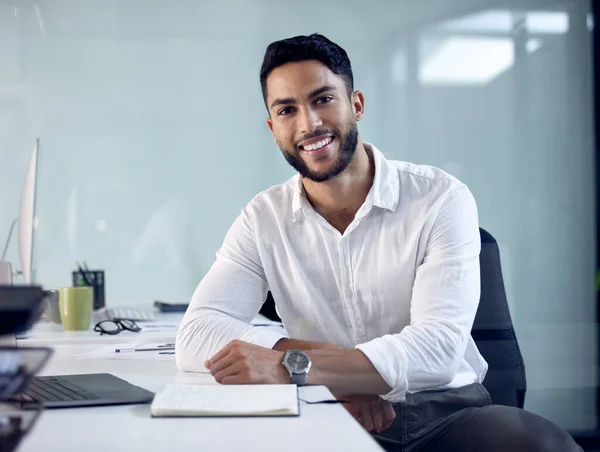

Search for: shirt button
xmin=345 ymin=289 xmax=353 ymax=298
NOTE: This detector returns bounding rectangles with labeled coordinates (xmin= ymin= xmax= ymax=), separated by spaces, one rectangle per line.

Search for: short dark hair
xmin=259 ymin=33 xmax=354 ymax=110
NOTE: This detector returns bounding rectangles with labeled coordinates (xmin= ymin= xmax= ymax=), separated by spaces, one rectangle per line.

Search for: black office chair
xmin=259 ymin=291 xmax=279 ymax=323
xmin=259 ymin=227 xmax=527 ymax=408
xmin=472 ymin=227 xmax=527 ymax=408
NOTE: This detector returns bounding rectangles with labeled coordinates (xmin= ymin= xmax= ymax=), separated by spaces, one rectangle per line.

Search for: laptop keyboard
xmin=24 ymin=377 xmax=98 ymax=402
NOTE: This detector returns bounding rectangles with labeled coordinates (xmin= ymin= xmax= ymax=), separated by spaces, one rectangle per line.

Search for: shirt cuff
xmin=240 ymin=326 xmax=289 ymax=350
xmin=355 ymin=335 xmax=409 ymax=403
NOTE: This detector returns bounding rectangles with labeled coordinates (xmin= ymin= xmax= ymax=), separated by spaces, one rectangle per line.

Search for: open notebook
xmin=150 ymin=384 xmax=299 ymax=417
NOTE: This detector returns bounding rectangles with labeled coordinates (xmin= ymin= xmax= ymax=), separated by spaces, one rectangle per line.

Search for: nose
xmin=298 ymin=106 xmax=323 ymax=136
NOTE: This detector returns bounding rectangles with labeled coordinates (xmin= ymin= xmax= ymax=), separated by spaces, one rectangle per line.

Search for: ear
xmin=266 ymin=116 xmax=274 ymax=133
xmin=352 ymin=90 xmax=365 ymax=121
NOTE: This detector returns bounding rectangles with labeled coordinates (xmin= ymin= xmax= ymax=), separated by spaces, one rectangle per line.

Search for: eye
xmin=316 ymin=96 xmax=333 ymax=105
xmin=278 ymin=107 xmax=294 ymax=116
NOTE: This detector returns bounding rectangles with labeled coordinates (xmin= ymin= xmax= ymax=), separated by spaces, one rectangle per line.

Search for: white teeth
xmin=304 ymin=136 xmax=332 ymax=151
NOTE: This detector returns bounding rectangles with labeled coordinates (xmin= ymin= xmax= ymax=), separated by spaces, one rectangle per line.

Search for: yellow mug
xmin=58 ymin=286 xmax=94 ymax=331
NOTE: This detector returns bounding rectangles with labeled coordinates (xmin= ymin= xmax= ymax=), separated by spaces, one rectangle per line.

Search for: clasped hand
xmin=205 ymin=340 xmax=289 ymax=384
xmin=336 ymin=393 xmax=396 ymax=433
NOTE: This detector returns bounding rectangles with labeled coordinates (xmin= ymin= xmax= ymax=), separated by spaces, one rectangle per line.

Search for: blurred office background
xmin=0 ymin=0 xmax=595 ymax=432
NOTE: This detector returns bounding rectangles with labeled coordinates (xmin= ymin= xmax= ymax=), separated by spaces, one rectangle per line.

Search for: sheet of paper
xmin=74 ymin=342 xmax=177 ymax=361
xmin=138 ymin=322 xmax=180 ymax=332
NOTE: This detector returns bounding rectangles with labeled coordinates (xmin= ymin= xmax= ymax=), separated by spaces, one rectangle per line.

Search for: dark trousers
xmin=371 ymin=383 xmax=583 ymax=452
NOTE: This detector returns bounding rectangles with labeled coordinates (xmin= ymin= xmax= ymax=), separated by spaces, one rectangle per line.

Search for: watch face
xmin=286 ymin=352 xmax=310 ymax=372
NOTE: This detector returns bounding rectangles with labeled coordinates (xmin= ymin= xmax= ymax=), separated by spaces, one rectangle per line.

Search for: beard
xmin=278 ymin=121 xmax=359 ymax=183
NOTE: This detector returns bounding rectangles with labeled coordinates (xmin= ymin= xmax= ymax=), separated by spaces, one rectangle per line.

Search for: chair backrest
xmin=259 ymin=291 xmax=279 ymax=322
xmin=472 ymin=227 xmax=527 ymax=408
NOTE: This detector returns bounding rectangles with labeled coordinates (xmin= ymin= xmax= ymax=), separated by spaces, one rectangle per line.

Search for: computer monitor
xmin=0 ymin=139 xmax=39 ymax=285
xmin=18 ymin=138 xmax=39 ymax=285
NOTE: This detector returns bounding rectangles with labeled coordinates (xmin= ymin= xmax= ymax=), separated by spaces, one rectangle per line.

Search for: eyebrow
xmin=269 ymin=85 xmax=337 ymax=110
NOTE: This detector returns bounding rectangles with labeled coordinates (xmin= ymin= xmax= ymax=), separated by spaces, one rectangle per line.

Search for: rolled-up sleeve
xmin=355 ymin=185 xmax=481 ymax=402
xmin=176 ymin=205 xmax=287 ymax=372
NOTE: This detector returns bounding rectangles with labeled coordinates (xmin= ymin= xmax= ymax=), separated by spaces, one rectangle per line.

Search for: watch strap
xmin=291 ymin=372 xmax=306 ymax=386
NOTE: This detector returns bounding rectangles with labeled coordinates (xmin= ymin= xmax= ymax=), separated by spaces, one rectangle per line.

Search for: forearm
xmin=304 ymin=348 xmax=392 ymax=395
xmin=176 ymin=310 xmax=287 ymax=372
xmin=273 ymin=338 xmax=344 ymax=351
xmin=206 ymin=341 xmax=391 ymax=395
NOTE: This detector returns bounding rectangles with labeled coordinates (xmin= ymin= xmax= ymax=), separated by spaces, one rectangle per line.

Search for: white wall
xmin=0 ymin=0 xmax=595 ymax=430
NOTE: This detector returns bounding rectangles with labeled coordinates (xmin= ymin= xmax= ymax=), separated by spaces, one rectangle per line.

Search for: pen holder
xmin=71 ymin=269 xmax=105 ymax=310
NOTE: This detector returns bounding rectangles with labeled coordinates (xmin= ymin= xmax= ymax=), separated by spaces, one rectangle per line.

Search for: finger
xmin=213 ymin=362 xmax=244 ymax=383
xmin=381 ymin=400 xmax=396 ymax=430
xmin=208 ymin=355 xmax=237 ymax=376
xmin=370 ymin=398 xmax=383 ymax=432
xmin=206 ymin=341 xmax=236 ymax=368
xmin=219 ymin=370 xmax=243 ymax=385
xmin=359 ymin=401 xmax=374 ymax=432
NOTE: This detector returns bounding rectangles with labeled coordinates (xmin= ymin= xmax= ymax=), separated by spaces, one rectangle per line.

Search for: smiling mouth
xmin=299 ymin=136 xmax=334 ymax=152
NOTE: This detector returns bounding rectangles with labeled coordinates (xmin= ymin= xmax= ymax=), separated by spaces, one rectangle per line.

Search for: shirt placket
xmin=338 ymin=235 xmax=367 ymax=344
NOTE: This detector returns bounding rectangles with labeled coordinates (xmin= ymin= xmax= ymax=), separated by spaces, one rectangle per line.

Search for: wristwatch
xmin=282 ymin=350 xmax=311 ymax=386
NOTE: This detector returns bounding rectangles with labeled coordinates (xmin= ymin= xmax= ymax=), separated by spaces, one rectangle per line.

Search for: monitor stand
xmin=0 ymin=333 xmax=16 ymax=347
xmin=1 ymin=218 xmax=18 ymax=286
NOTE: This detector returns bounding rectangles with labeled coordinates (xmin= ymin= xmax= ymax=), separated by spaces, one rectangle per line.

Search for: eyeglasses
xmin=94 ymin=319 xmax=141 ymax=335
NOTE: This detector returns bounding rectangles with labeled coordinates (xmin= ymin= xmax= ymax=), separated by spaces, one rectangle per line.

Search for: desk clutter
xmin=40 ymin=261 xmax=285 ymax=336
xmin=37 ymin=261 xmax=190 ymax=336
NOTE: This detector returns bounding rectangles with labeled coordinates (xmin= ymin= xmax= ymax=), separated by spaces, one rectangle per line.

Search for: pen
xmin=115 ymin=344 xmax=175 ymax=353
xmin=75 ymin=261 xmax=92 ymax=286
xmin=82 ymin=261 xmax=96 ymax=285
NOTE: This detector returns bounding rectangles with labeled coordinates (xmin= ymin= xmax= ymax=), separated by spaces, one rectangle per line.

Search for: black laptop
xmin=15 ymin=373 xmax=155 ymax=409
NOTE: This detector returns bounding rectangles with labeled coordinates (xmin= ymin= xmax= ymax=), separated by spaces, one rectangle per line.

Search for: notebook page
xmin=151 ymin=384 xmax=298 ymax=416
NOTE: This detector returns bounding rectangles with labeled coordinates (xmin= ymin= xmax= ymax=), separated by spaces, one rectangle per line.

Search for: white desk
xmin=17 ymin=313 xmax=184 ymax=345
xmin=14 ymin=317 xmax=384 ymax=452
xmin=17 ymin=312 xmax=282 ymax=345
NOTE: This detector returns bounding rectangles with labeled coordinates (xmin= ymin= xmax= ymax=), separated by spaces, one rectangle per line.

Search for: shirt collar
xmin=368 ymin=142 xmax=400 ymax=212
xmin=291 ymin=142 xmax=399 ymax=221
xmin=291 ymin=175 xmax=305 ymax=221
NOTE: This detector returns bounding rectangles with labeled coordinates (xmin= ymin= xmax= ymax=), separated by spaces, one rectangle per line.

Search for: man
xmin=176 ymin=33 xmax=581 ymax=452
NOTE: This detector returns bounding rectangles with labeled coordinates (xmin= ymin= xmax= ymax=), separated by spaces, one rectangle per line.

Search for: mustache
xmin=295 ymin=129 xmax=336 ymax=148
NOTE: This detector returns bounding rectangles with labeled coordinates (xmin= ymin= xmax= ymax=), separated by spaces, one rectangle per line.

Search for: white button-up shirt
xmin=176 ymin=143 xmax=488 ymax=402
